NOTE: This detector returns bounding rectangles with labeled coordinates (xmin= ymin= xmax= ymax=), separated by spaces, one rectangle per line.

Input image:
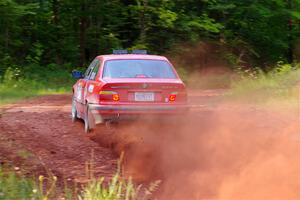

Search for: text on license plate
xmin=134 ymin=92 xmax=155 ymax=101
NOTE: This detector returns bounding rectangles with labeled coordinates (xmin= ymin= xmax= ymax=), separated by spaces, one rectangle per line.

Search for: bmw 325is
xmin=71 ymin=50 xmax=188 ymax=132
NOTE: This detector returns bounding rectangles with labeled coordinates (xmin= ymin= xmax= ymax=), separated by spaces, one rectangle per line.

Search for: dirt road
xmin=0 ymin=92 xmax=299 ymax=200
xmin=0 ymin=90 xmax=223 ymax=181
xmin=0 ymin=95 xmax=117 ymax=182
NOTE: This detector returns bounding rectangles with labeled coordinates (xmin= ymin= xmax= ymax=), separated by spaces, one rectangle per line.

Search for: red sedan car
xmin=71 ymin=50 xmax=188 ymax=132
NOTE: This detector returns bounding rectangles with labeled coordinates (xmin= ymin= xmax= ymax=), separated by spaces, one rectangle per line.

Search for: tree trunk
xmin=5 ymin=26 xmax=9 ymax=52
xmin=287 ymin=0 xmax=294 ymax=64
xmin=137 ymin=0 xmax=148 ymax=45
xmin=52 ymin=0 xmax=59 ymax=24
xmin=52 ymin=0 xmax=62 ymax=64
xmin=79 ymin=0 xmax=87 ymax=66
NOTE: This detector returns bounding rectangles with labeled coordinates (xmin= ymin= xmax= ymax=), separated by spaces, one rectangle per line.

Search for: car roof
xmin=97 ymin=54 xmax=169 ymax=61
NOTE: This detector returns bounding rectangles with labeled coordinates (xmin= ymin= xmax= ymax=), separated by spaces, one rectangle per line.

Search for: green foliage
xmin=230 ymin=63 xmax=300 ymax=107
xmin=210 ymin=0 xmax=300 ymax=65
xmin=25 ymin=42 xmax=44 ymax=65
xmin=0 ymin=165 xmax=159 ymax=200
xmin=0 ymin=65 xmax=73 ymax=104
xmin=0 ymin=168 xmax=38 ymax=200
xmin=82 ymin=176 xmax=160 ymax=200
xmin=0 ymin=0 xmax=299 ymax=78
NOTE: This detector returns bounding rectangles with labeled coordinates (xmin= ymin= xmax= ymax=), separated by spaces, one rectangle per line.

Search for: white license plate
xmin=134 ymin=92 xmax=155 ymax=102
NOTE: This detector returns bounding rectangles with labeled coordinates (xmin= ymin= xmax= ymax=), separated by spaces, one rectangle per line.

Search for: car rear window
xmin=103 ymin=59 xmax=177 ymax=79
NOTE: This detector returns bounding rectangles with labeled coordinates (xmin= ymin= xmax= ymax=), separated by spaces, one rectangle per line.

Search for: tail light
xmin=112 ymin=94 xmax=120 ymax=101
xmin=169 ymin=92 xmax=178 ymax=102
xmin=99 ymin=91 xmax=119 ymax=101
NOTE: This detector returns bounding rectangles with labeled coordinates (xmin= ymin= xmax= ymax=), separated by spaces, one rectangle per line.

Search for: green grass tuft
xmin=0 ymin=65 xmax=74 ymax=104
xmin=0 ymin=155 xmax=159 ymax=200
xmin=0 ymin=168 xmax=38 ymax=200
xmin=229 ymin=63 xmax=300 ymax=109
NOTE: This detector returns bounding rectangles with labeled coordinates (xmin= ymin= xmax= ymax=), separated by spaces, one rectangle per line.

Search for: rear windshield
xmin=103 ymin=59 xmax=177 ymax=79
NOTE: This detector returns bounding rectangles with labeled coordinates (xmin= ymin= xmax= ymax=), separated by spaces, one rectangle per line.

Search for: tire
xmin=71 ymin=97 xmax=78 ymax=122
xmin=84 ymin=104 xmax=95 ymax=133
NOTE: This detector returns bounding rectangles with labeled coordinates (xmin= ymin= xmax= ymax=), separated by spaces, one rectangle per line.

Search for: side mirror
xmin=72 ymin=70 xmax=84 ymax=79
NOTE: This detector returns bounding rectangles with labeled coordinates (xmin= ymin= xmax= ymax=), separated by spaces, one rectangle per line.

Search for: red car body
xmin=71 ymin=53 xmax=188 ymax=132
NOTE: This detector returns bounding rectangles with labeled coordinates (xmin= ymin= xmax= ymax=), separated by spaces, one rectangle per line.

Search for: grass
xmin=0 ymin=168 xmax=38 ymax=200
xmin=0 ymin=154 xmax=160 ymax=200
xmin=0 ymin=167 xmax=159 ymax=200
xmin=229 ymin=63 xmax=300 ymax=110
xmin=0 ymin=65 xmax=74 ymax=105
xmin=0 ymin=83 xmax=70 ymax=105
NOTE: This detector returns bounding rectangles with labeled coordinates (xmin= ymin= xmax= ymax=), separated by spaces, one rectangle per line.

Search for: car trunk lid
xmin=101 ymin=78 xmax=186 ymax=103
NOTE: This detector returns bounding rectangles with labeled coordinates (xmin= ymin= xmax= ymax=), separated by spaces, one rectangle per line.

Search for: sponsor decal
xmin=77 ymin=86 xmax=82 ymax=100
xmin=88 ymin=85 xmax=94 ymax=93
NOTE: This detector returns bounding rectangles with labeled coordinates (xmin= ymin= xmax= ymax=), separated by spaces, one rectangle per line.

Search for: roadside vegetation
xmin=0 ymin=65 xmax=73 ymax=104
xmin=229 ymin=63 xmax=300 ymax=110
xmin=1 ymin=0 xmax=299 ymax=83
xmin=0 ymin=157 xmax=159 ymax=200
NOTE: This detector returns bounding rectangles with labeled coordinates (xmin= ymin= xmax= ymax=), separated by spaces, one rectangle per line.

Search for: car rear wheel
xmin=71 ymin=97 xmax=78 ymax=122
xmin=84 ymin=104 xmax=95 ymax=133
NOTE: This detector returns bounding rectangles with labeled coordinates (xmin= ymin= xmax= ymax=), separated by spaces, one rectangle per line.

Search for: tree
xmin=0 ymin=0 xmax=299 ymax=77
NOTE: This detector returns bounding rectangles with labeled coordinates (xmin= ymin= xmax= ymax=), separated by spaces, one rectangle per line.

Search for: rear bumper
xmin=89 ymin=104 xmax=189 ymax=123
xmin=89 ymin=104 xmax=189 ymax=114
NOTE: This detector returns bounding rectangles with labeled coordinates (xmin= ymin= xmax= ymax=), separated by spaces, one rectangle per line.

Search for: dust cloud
xmin=90 ymin=104 xmax=300 ymax=200
xmin=92 ymin=43 xmax=300 ymax=199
